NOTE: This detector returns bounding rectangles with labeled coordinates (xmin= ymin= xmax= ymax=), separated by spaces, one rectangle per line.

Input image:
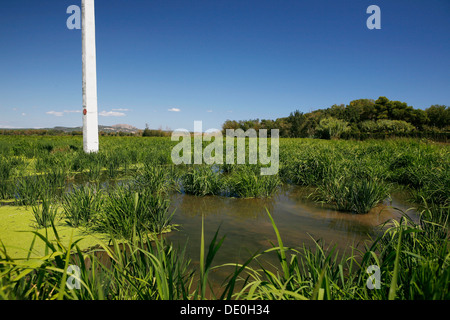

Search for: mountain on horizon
xmin=52 ymin=124 xmax=140 ymax=133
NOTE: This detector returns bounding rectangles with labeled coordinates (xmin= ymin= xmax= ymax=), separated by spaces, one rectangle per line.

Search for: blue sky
xmin=0 ymin=0 xmax=449 ymax=131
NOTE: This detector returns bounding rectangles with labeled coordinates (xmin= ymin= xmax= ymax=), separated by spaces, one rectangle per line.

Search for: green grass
xmin=180 ymin=165 xmax=224 ymax=196
xmin=227 ymin=165 xmax=281 ymax=198
xmin=1 ymin=205 xmax=447 ymax=300
xmin=31 ymin=195 xmax=59 ymax=229
xmin=314 ymin=177 xmax=391 ymax=214
xmin=61 ymin=184 xmax=104 ymax=228
xmin=96 ymin=185 xmax=173 ymax=239
xmin=0 ymin=135 xmax=448 ymax=300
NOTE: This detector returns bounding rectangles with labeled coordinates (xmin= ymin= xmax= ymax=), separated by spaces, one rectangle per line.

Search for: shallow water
xmin=164 ymin=185 xmax=418 ymax=288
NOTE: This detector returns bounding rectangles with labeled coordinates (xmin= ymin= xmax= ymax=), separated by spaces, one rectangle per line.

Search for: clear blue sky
xmin=1 ymin=0 xmax=449 ymax=131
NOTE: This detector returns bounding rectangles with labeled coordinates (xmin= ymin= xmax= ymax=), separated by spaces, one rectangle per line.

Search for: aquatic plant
xmin=314 ymin=176 xmax=390 ymax=214
xmin=227 ymin=165 xmax=281 ymax=198
xmin=31 ymin=195 xmax=59 ymax=229
xmin=97 ymin=185 xmax=173 ymax=239
xmin=61 ymin=184 xmax=104 ymax=228
xmin=133 ymin=163 xmax=176 ymax=195
xmin=13 ymin=175 xmax=47 ymax=206
xmin=181 ymin=165 xmax=224 ymax=196
xmin=0 ymin=205 xmax=448 ymax=300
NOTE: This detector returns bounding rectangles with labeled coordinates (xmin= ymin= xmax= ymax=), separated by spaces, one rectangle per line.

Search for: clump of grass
xmin=100 ymin=235 xmax=193 ymax=300
xmin=31 ymin=196 xmax=59 ymax=228
xmin=134 ymin=164 xmax=175 ymax=195
xmin=96 ymin=185 xmax=173 ymax=239
xmin=14 ymin=175 xmax=47 ymax=206
xmin=314 ymin=177 xmax=390 ymax=214
xmin=0 ymin=156 xmax=15 ymax=200
xmin=61 ymin=185 xmax=104 ymax=228
xmin=227 ymin=165 xmax=281 ymax=198
xmin=181 ymin=165 xmax=224 ymax=196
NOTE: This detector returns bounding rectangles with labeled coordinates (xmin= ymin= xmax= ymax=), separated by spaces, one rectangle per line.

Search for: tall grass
xmin=133 ymin=164 xmax=176 ymax=195
xmin=227 ymin=165 xmax=281 ymax=198
xmin=96 ymin=185 xmax=173 ymax=239
xmin=0 ymin=205 xmax=448 ymax=300
xmin=62 ymin=185 xmax=104 ymax=228
xmin=13 ymin=175 xmax=46 ymax=206
xmin=31 ymin=195 xmax=59 ymax=228
xmin=181 ymin=165 xmax=224 ymax=196
xmin=314 ymin=177 xmax=391 ymax=214
xmin=0 ymin=136 xmax=449 ymax=300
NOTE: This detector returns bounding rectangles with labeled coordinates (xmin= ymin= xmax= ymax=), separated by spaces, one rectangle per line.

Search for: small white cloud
xmin=22 ymin=113 xmax=27 ymax=116
xmin=112 ymin=108 xmax=129 ymax=111
xmin=99 ymin=110 xmax=126 ymax=117
xmin=168 ymin=108 xmax=181 ymax=112
xmin=46 ymin=111 xmax=64 ymax=117
xmin=63 ymin=110 xmax=81 ymax=113
xmin=206 ymin=110 xmax=213 ymax=113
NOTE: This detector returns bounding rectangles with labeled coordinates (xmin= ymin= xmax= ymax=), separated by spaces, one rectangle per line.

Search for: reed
xmin=13 ymin=175 xmax=47 ymax=206
xmin=227 ymin=165 xmax=281 ymax=198
xmin=0 ymin=136 xmax=449 ymax=300
xmin=0 ymin=205 xmax=448 ymax=300
xmin=31 ymin=195 xmax=59 ymax=229
xmin=62 ymin=184 xmax=104 ymax=228
xmin=133 ymin=164 xmax=175 ymax=195
xmin=314 ymin=176 xmax=390 ymax=214
xmin=96 ymin=185 xmax=173 ymax=239
xmin=181 ymin=165 xmax=224 ymax=196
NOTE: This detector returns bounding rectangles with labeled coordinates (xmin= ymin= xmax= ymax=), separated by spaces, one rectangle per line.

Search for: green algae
xmin=0 ymin=205 xmax=110 ymax=259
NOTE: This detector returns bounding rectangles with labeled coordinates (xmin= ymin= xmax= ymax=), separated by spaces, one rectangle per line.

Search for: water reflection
xmin=171 ymin=192 xmax=275 ymax=219
xmin=165 ymin=184 xmax=418 ymax=273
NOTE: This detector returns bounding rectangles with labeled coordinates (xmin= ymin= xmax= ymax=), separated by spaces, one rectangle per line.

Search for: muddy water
xmin=164 ymin=185 xmax=418 ymax=288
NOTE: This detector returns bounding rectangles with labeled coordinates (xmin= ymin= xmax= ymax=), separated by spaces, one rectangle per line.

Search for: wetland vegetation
xmin=0 ymin=135 xmax=448 ymax=300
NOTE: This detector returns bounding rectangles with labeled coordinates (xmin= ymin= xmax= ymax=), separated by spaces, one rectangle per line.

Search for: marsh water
xmin=163 ymin=184 xmax=418 ymax=287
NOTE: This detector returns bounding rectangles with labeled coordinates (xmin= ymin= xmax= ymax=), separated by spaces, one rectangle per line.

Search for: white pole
xmin=82 ymin=0 xmax=99 ymax=153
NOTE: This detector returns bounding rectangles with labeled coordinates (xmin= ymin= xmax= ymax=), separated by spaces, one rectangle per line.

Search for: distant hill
xmin=53 ymin=124 xmax=139 ymax=134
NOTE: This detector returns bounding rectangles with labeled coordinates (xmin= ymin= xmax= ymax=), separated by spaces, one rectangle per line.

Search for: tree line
xmin=222 ymin=97 xmax=449 ymax=140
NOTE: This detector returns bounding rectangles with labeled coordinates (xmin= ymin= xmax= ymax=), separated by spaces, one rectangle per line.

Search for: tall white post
xmin=82 ymin=0 xmax=99 ymax=153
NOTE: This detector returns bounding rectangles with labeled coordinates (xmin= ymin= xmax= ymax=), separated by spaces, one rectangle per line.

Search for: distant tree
xmin=273 ymin=118 xmax=291 ymax=137
xmin=326 ymin=104 xmax=346 ymax=120
xmin=220 ymin=97 xmax=448 ymax=141
xmin=409 ymin=108 xmax=429 ymax=129
xmin=426 ymin=105 xmax=449 ymax=128
xmin=375 ymin=96 xmax=390 ymax=120
xmin=286 ymin=110 xmax=306 ymax=137
xmin=360 ymin=120 xmax=415 ymax=134
xmin=222 ymin=120 xmax=240 ymax=133
xmin=142 ymin=123 xmax=152 ymax=137
xmin=346 ymin=99 xmax=376 ymax=123
xmin=315 ymin=117 xmax=350 ymax=139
